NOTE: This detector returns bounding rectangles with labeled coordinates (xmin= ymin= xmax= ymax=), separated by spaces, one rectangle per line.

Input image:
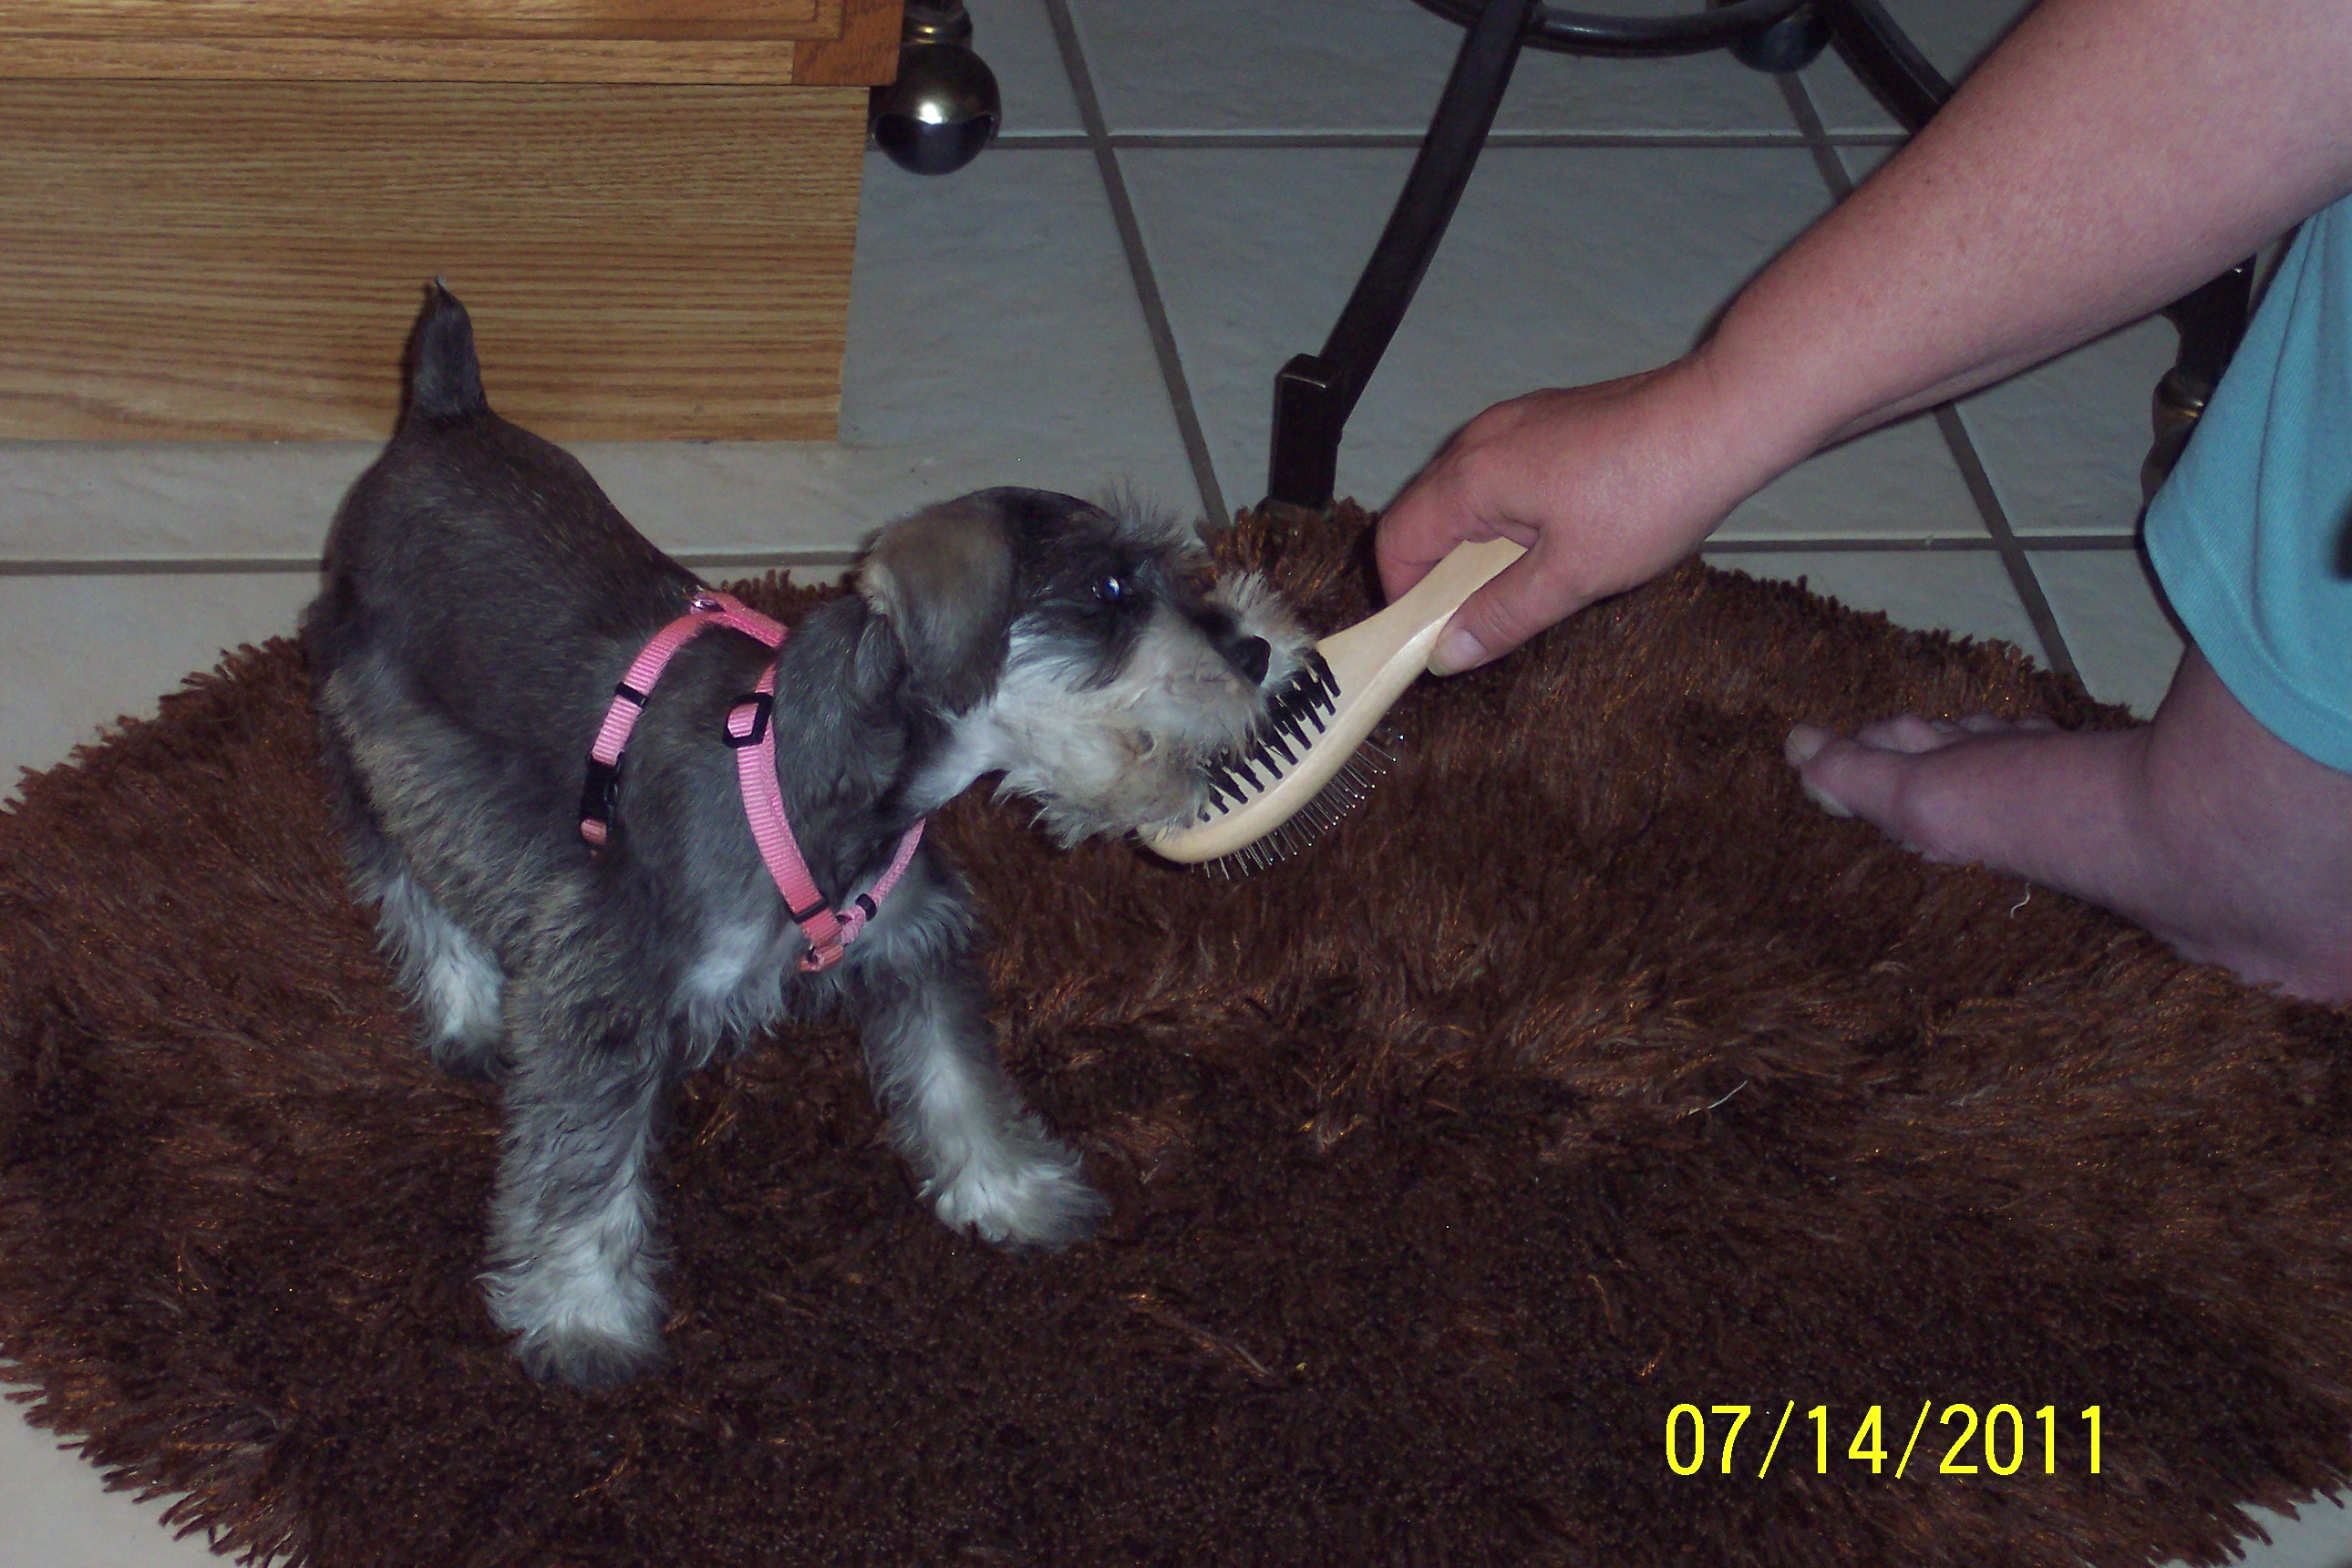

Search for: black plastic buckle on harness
xmin=724 ymin=692 xmax=774 ymax=749
xmin=578 ymin=758 xmax=622 ymax=839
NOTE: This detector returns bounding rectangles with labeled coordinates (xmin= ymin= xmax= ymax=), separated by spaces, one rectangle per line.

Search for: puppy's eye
xmin=1092 ymin=573 xmax=1131 ymax=605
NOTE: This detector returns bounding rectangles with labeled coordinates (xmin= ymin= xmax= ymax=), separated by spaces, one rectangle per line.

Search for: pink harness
xmin=578 ymin=590 xmax=924 ymax=973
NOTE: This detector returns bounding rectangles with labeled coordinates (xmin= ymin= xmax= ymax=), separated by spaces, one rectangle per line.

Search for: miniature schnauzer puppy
xmin=302 ymin=285 xmax=1307 ymax=1387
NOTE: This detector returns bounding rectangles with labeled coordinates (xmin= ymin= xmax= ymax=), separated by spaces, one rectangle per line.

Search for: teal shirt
xmin=2145 ymin=196 xmax=2352 ymax=771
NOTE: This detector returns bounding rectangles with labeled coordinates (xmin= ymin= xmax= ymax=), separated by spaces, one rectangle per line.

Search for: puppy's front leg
xmin=480 ymin=1021 xmax=670 ymax=1388
xmin=857 ymin=954 xmax=1108 ymax=1249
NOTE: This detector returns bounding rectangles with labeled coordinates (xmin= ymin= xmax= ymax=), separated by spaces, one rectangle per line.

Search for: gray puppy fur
xmin=303 ymin=286 xmax=1308 ymax=1388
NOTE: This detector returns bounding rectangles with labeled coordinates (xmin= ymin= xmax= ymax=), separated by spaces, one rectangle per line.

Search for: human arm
xmin=1377 ymin=0 xmax=2352 ymax=674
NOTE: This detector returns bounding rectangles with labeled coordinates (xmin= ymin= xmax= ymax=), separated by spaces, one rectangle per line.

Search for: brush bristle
xmin=1140 ymin=645 xmax=1405 ymax=872
xmin=1196 ymin=649 xmax=1342 ymax=817
xmin=1150 ymin=535 xmax=1525 ymax=872
xmin=1199 ymin=728 xmax=1399 ymax=879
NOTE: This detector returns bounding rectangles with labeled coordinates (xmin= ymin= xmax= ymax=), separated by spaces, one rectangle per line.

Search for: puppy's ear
xmin=857 ymin=497 xmax=1018 ymax=714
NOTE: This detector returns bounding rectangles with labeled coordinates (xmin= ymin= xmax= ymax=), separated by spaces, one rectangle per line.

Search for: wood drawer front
xmin=0 ymin=82 xmax=868 ymax=441
xmin=0 ymin=0 xmax=902 ymax=83
xmin=0 ymin=3 xmax=832 ymax=39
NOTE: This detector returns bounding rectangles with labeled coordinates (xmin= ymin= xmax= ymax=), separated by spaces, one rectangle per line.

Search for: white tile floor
xmin=1 ymin=2 xmax=2340 ymax=1564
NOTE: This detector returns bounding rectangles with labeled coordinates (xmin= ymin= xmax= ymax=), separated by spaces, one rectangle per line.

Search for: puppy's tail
xmin=400 ymin=278 xmax=489 ymax=429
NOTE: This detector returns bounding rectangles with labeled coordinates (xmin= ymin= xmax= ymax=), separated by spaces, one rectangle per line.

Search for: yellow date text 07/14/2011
xmin=1665 ymin=1403 xmax=2104 ymax=1480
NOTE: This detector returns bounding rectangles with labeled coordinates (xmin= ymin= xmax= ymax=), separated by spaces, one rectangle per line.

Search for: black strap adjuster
xmin=724 ymin=692 xmax=774 ymax=749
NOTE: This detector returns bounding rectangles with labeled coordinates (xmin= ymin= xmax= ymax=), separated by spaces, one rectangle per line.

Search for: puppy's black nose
xmin=1229 ymin=635 xmax=1272 ymax=686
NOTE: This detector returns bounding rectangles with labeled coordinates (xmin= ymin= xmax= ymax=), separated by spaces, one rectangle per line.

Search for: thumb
xmin=1427 ymin=550 xmax=1571 ymax=676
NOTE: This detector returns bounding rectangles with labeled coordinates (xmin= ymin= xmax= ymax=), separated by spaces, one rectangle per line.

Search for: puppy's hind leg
xmin=319 ymin=724 xmax=506 ymax=1077
xmin=480 ymin=1028 xmax=670 ymax=1388
xmin=371 ymin=868 xmax=508 ymax=1078
xmin=856 ymin=951 xmax=1108 ymax=1250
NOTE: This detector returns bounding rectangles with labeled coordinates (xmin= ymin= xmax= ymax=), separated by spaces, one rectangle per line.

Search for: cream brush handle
xmin=1316 ymin=534 xmax=1527 ymax=696
xmin=1136 ymin=537 xmax=1528 ymax=865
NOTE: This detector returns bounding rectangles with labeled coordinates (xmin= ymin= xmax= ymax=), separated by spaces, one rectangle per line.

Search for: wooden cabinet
xmin=0 ymin=1 xmax=902 ymax=440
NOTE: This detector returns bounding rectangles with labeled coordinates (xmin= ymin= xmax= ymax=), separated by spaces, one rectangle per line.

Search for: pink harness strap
xmin=580 ymin=589 xmax=924 ymax=974
xmin=582 ymin=591 xmax=784 ymax=846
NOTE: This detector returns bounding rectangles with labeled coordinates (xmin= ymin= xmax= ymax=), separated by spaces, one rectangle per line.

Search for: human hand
xmin=1377 ymin=355 xmax=1787 ymax=675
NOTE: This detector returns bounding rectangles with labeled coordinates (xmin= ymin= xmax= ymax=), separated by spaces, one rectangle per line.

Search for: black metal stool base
xmin=1721 ymin=0 xmax=1831 ymax=74
xmin=1266 ymin=0 xmax=2254 ymax=520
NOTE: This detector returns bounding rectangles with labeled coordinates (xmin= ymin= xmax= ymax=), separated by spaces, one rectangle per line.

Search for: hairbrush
xmin=1140 ymin=536 xmax=1526 ymax=875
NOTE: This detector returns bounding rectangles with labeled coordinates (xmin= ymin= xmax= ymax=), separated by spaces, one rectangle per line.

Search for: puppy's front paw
xmin=928 ymin=1119 xmax=1109 ymax=1249
xmin=481 ymin=1257 xmax=666 ymax=1389
xmin=510 ymin=1320 xmax=669 ymax=1390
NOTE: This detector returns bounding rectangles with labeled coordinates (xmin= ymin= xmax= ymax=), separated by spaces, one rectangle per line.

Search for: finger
xmin=1375 ymin=471 xmax=1471 ymax=604
xmin=1426 ymin=546 xmax=1576 ymax=676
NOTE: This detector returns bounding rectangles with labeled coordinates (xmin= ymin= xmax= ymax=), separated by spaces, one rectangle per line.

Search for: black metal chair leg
xmin=1269 ymin=0 xmax=1857 ymax=515
xmin=1267 ymin=0 xmax=1543 ymax=511
xmin=1265 ymin=0 xmax=2257 ymax=521
xmin=2141 ymin=257 xmax=2256 ymax=500
xmin=1719 ymin=0 xmax=1831 ymax=75
xmin=1817 ymin=0 xmax=1950 ymax=131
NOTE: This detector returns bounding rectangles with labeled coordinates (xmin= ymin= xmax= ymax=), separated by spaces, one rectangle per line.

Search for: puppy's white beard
xmin=947 ymin=676 xmax=1233 ymax=847
xmin=907 ymin=589 xmax=1305 ymax=842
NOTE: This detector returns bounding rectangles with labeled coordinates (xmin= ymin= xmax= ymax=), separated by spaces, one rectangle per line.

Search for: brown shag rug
xmin=5 ymin=503 xmax=2351 ymax=1568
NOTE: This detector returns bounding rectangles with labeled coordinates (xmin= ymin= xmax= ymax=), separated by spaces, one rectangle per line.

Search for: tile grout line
xmin=1774 ymin=70 xmax=1855 ymax=201
xmin=1701 ymin=534 xmax=2138 ymax=554
xmin=1039 ymin=0 xmax=1231 ymax=528
xmin=990 ymin=131 xmax=1911 ymax=152
xmin=1932 ymin=406 xmax=2082 ymax=681
xmin=1147 ymin=129 xmax=1817 ymax=150
xmin=1776 ymin=70 xmax=2082 ymax=682
xmin=0 ymin=557 xmax=325 ymax=577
